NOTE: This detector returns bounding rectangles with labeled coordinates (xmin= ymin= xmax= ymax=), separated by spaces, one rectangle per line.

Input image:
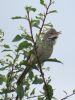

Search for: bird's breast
xmin=37 ymin=43 xmax=53 ymax=62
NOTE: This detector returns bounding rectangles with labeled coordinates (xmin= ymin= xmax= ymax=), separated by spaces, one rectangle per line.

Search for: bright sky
xmin=0 ymin=0 xmax=75 ymax=100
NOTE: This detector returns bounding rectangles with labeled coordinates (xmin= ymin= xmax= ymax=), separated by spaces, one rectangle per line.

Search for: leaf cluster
xmin=0 ymin=0 xmax=64 ymax=100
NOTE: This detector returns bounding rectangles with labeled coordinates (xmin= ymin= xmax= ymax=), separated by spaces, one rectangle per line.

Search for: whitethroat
xmin=17 ymin=28 xmax=61 ymax=84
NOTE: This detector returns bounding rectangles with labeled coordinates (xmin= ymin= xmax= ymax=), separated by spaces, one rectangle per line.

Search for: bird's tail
xmin=17 ymin=66 xmax=31 ymax=85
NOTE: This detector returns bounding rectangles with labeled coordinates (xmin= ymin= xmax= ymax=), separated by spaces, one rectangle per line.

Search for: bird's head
xmin=43 ymin=28 xmax=61 ymax=45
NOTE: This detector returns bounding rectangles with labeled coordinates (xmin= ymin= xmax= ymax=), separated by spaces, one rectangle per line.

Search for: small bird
xmin=17 ymin=28 xmax=60 ymax=85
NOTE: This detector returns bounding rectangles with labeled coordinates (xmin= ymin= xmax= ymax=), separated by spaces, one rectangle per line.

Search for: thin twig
xmin=27 ymin=94 xmax=44 ymax=99
xmin=26 ymin=4 xmax=52 ymax=100
xmin=16 ymin=1 xmax=52 ymax=100
xmin=39 ymin=0 xmax=52 ymax=35
xmin=61 ymin=93 xmax=75 ymax=100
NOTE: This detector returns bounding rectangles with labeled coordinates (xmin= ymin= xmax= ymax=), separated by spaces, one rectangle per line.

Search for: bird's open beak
xmin=48 ymin=31 xmax=61 ymax=39
xmin=56 ymin=31 xmax=61 ymax=35
xmin=49 ymin=34 xmax=58 ymax=39
xmin=50 ymin=31 xmax=61 ymax=39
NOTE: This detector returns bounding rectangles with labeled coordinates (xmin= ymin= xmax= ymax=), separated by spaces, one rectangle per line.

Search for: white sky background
xmin=0 ymin=0 xmax=75 ymax=100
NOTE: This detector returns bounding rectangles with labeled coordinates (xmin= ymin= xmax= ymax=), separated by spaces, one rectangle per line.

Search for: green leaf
xmin=44 ymin=22 xmax=53 ymax=27
xmin=19 ymin=60 xmax=38 ymax=72
xmin=40 ymin=0 xmax=47 ymax=8
xmin=20 ymin=60 xmax=33 ymax=67
xmin=73 ymin=89 xmax=75 ymax=93
xmin=30 ymin=88 xmax=35 ymax=95
xmin=12 ymin=35 xmax=22 ymax=42
xmin=19 ymin=27 xmax=33 ymax=41
xmin=36 ymin=34 xmax=42 ymax=44
xmin=1 ymin=88 xmax=15 ymax=94
xmin=44 ymin=58 xmax=63 ymax=64
xmin=29 ymin=71 xmax=34 ymax=80
xmin=39 ymin=13 xmax=44 ymax=17
xmin=48 ymin=10 xmax=57 ymax=14
xmin=0 ymin=74 xmax=6 ymax=85
xmin=38 ymin=96 xmax=44 ymax=100
xmin=63 ymin=91 xmax=67 ymax=95
xmin=31 ymin=19 xmax=40 ymax=28
xmin=33 ymin=76 xmax=43 ymax=84
xmin=0 ymin=66 xmax=8 ymax=71
xmin=19 ymin=60 xmax=29 ymax=66
xmin=0 ymin=29 xmax=4 ymax=42
xmin=11 ymin=16 xmax=25 ymax=20
xmin=1 ymin=49 xmax=12 ymax=52
xmin=40 ymin=0 xmax=44 ymax=5
xmin=6 ymin=54 xmax=13 ymax=59
xmin=21 ymin=33 xmax=32 ymax=41
xmin=0 ymin=88 xmax=15 ymax=94
xmin=16 ymin=85 xmax=24 ymax=99
xmin=43 ymin=84 xmax=53 ymax=100
xmin=3 ymin=44 xmax=10 ymax=48
xmin=25 ymin=6 xmax=36 ymax=12
xmin=0 ymin=29 xmax=4 ymax=35
xmin=25 ymin=83 xmax=30 ymax=92
xmin=36 ymin=16 xmax=43 ymax=21
xmin=0 ymin=60 xmax=5 ymax=65
xmin=17 ymin=41 xmax=32 ymax=52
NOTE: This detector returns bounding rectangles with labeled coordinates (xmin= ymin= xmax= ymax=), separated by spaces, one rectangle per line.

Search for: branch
xmin=16 ymin=1 xmax=53 ymax=100
xmin=27 ymin=94 xmax=44 ymax=99
xmin=26 ymin=7 xmax=52 ymax=100
xmin=39 ymin=0 xmax=52 ymax=35
xmin=61 ymin=92 xmax=75 ymax=100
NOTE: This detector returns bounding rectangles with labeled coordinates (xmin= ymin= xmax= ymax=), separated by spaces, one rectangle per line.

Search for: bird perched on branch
xmin=17 ymin=28 xmax=60 ymax=85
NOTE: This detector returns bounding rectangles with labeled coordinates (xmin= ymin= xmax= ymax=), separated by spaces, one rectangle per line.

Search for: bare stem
xmin=26 ymin=7 xmax=52 ymax=100
xmin=27 ymin=95 xmax=44 ymax=99
xmin=16 ymin=1 xmax=53 ymax=100
xmin=39 ymin=0 xmax=52 ymax=35
xmin=61 ymin=93 xmax=75 ymax=100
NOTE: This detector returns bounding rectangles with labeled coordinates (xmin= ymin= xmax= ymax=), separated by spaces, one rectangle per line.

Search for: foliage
xmin=0 ymin=29 xmax=4 ymax=42
xmin=0 ymin=0 xmax=74 ymax=100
